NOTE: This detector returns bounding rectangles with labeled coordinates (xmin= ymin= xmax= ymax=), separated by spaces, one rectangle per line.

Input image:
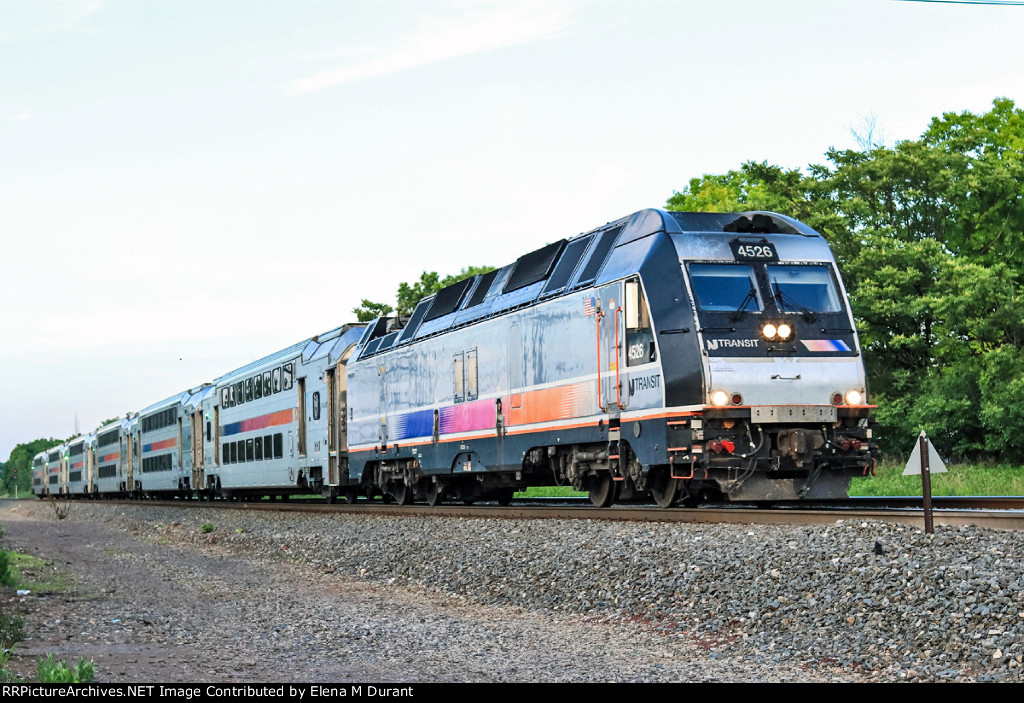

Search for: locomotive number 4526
xmin=730 ymin=241 xmax=779 ymax=261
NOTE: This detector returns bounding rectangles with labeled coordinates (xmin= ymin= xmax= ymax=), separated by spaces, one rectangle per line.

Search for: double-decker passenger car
xmin=202 ymin=323 xmax=364 ymax=501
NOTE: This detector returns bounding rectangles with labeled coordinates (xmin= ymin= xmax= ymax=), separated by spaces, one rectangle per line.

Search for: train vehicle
xmin=194 ymin=323 xmax=364 ymax=501
xmin=33 ymin=209 xmax=873 ymax=507
xmin=44 ymin=444 xmax=65 ymax=495
xmin=346 ymin=209 xmax=874 ymax=507
xmin=32 ymin=451 xmax=47 ymax=497
xmin=94 ymin=419 xmax=124 ymax=495
xmin=64 ymin=434 xmax=95 ymax=496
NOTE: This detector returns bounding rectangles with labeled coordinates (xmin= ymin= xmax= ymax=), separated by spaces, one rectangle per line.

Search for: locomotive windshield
xmin=767 ymin=265 xmax=842 ymax=313
xmin=688 ymin=264 xmax=762 ymax=312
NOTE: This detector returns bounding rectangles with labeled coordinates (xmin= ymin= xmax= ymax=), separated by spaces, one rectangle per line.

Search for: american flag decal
xmin=583 ymin=296 xmax=596 ymax=316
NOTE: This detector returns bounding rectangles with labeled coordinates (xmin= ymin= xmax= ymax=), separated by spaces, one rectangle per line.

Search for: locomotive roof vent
xmin=723 ymin=212 xmax=802 ymax=235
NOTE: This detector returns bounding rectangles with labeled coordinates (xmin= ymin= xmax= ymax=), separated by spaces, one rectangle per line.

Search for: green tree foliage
xmin=353 ymin=266 xmax=494 ymax=321
xmin=668 ymin=98 xmax=1024 ymax=461
xmin=3 ymin=438 xmax=59 ymax=496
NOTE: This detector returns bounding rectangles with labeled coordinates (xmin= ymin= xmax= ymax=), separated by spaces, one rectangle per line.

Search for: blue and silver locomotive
xmin=346 ymin=209 xmax=874 ymax=506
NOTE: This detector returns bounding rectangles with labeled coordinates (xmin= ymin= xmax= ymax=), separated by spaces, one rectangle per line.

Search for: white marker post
xmin=903 ymin=430 xmax=947 ymax=534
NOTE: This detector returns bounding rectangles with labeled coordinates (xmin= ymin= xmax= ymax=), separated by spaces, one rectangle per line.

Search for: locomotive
xmin=33 ymin=209 xmax=873 ymax=507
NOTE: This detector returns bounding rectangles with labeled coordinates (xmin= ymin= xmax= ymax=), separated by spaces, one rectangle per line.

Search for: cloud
xmin=287 ymin=1 xmax=576 ymax=95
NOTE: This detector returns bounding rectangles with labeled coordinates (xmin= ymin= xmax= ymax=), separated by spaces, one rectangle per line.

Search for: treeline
xmin=2 ymin=438 xmax=59 ymax=496
xmin=669 ymin=98 xmax=1024 ymax=461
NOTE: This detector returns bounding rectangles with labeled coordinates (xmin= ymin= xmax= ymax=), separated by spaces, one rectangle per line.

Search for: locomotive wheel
xmin=391 ymin=482 xmax=413 ymax=506
xmin=425 ymin=481 xmax=444 ymax=507
xmin=587 ymin=474 xmax=619 ymax=508
xmin=494 ymin=488 xmax=514 ymax=506
xmin=649 ymin=469 xmax=680 ymax=509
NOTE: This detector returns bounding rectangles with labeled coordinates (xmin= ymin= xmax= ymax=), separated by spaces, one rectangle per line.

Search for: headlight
xmin=762 ymin=323 xmax=777 ymax=339
xmin=710 ymin=390 xmax=729 ymax=407
xmin=845 ymin=389 xmax=863 ymax=405
xmin=777 ymin=323 xmax=792 ymax=340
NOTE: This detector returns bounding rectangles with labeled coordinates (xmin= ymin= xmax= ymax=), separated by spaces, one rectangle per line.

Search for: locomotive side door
xmin=377 ymin=364 xmax=389 ymax=450
xmin=597 ymin=282 xmax=626 ymax=413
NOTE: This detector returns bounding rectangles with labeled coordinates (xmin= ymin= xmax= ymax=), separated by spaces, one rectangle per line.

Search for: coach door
xmin=192 ymin=409 xmax=205 ymax=493
xmin=327 ymin=367 xmax=338 ymax=486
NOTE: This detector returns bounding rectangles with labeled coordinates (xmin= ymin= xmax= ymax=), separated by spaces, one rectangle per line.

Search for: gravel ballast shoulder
xmin=3 ymin=500 xmax=1024 ymax=682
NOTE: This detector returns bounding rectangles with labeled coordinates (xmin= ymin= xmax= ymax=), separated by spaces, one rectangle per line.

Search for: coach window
xmin=273 ymin=433 xmax=283 ymax=459
xmin=273 ymin=368 xmax=281 ymax=393
xmin=236 ymin=381 xmax=245 ymax=404
xmin=625 ymin=278 xmax=655 ymax=367
xmin=263 ymin=371 xmax=271 ymax=396
xmin=255 ymin=436 xmax=263 ymax=461
xmin=312 ymin=391 xmax=321 ymax=421
xmin=244 ymin=378 xmax=252 ymax=402
xmin=246 ymin=438 xmax=254 ymax=462
xmin=282 ymin=362 xmax=294 ymax=391
xmin=254 ymin=375 xmax=263 ymax=400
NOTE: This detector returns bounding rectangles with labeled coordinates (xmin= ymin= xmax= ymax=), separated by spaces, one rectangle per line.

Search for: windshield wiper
xmin=773 ymin=284 xmax=817 ymax=323
xmin=729 ymin=287 xmax=758 ymax=322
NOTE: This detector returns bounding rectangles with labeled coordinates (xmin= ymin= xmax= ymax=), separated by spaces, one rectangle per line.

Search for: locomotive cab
xmin=651 ymin=212 xmax=874 ymax=501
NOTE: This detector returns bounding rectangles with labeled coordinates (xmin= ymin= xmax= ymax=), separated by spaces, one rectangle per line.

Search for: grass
xmin=36 ymin=655 xmax=94 ymax=684
xmin=850 ymin=460 xmax=1024 ymax=497
xmin=0 ymin=525 xmax=94 ymax=683
xmin=515 ymin=485 xmax=587 ymax=498
xmin=7 ymin=552 xmax=69 ymax=594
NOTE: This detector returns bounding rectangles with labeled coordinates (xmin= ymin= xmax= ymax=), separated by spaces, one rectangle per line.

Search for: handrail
xmin=596 ymin=310 xmax=606 ymax=411
xmin=614 ymin=306 xmax=624 ymax=410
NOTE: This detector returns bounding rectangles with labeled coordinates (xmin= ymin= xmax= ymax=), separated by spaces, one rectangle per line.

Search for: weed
xmin=36 ymin=654 xmax=95 ymax=683
xmin=0 ymin=550 xmax=17 ymax=588
xmin=0 ymin=648 xmax=18 ymax=683
xmin=0 ymin=614 xmax=24 ymax=649
xmin=46 ymin=496 xmax=70 ymax=520
xmin=200 ymin=523 xmax=215 ymax=534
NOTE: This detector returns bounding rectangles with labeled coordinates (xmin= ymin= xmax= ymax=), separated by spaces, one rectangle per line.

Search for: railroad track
xmin=20 ymin=495 xmax=1024 ymax=531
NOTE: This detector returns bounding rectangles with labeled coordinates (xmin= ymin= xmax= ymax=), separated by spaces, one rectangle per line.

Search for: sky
xmin=2 ymin=0 xmax=1023 ymax=461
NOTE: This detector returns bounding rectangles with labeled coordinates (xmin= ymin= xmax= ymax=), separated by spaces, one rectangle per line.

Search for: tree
xmin=3 ymin=438 xmax=59 ymax=496
xmin=351 ymin=299 xmax=394 ymax=323
xmin=667 ymin=98 xmax=1024 ymax=461
xmin=353 ymin=266 xmax=494 ymax=321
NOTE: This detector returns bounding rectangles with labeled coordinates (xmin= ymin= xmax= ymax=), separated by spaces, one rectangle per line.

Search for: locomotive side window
xmin=767 ymin=265 xmax=842 ymax=313
xmin=688 ymin=264 xmax=762 ymax=313
xmin=466 ymin=349 xmax=478 ymax=400
xmin=626 ymin=279 xmax=654 ymax=366
xmin=453 ymin=353 xmax=465 ymax=403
